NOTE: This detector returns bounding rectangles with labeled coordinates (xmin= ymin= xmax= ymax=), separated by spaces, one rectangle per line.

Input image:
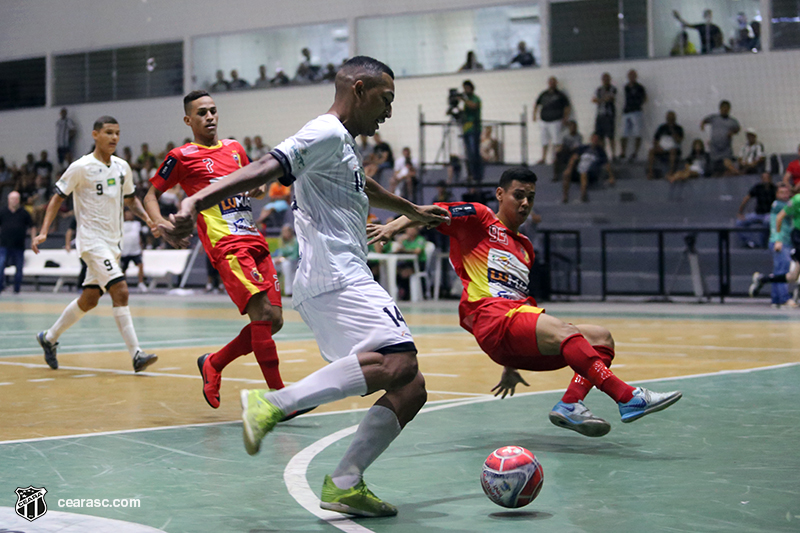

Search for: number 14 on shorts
xmin=383 ymin=306 xmax=406 ymax=327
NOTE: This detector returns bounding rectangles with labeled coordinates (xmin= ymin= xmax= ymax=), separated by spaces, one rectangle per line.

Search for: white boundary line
xmin=282 ymin=362 xmax=800 ymax=533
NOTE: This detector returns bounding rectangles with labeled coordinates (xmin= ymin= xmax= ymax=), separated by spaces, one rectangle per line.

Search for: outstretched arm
xmin=365 ymin=176 xmax=450 ymax=227
xmin=366 ymin=215 xmax=422 ymax=247
xmin=166 ymin=155 xmax=284 ymax=240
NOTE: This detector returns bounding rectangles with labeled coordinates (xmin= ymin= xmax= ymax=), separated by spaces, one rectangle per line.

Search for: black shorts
xmin=120 ymin=254 xmax=142 ymax=273
xmin=790 ymin=229 xmax=800 ymax=262
xmin=594 ymin=115 xmax=615 ymax=139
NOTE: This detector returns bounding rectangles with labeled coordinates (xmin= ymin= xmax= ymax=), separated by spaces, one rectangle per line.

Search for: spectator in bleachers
xmin=736 ymin=172 xmax=776 ymax=248
xmin=457 ymin=80 xmax=483 ymax=182
xmin=34 ymin=150 xmax=54 ymax=185
xmin=270 ymin=68 xmax=290 ymax=86
xmin=121 ymin=208 xmax=147 ymax=293
xmin=620 ymin=69 xmax=646 ymax=162
xmin=390 ymin=146 xmax=418 ymax=199
xmin=735 ymin=12 xmax=760 ymax=52
xmin=294 ymin=48 xmax=318 ymax=84
xmin=395 ymin=226 xmax=429 ymax=300
xmin=257 ymin=182 xmax=292 ymax=230
xmin=158 ymin=141 xmax=175 ymax=162
xmin=254 ymin=65 xmax=270 ymax=89
xmin=252 ymin=135 xmax=270 ymax=160
xmin=562 ymin=133 xmax=613 ymax=204
xmin=593 ymin=72 xmax=618 ymax=160
xmin=736 ymin=129 xmax=766 ymax=175
xmin=480 ymin=126 xmax=500 ymax=163
xmin=533 ymin=76 xmax=571 ymax=165
xmin=138 ymin=156 xmax=158 ymax=197
xmin=667 ymin=139 xmax=709 ymax=183
xmin=459 ymin=51 xmax=484 ymax=72
xmin=670 ymin=31 xmax=697 ymax=56
xmin=0 ymin=159 xmax=14 ymax=202
xmin=321 ymin=63 xmax=337 ymax=83
xmin=229 ymin=69 xmax=250 ymax=90
xmin=510 ymin=41 xmax=536 ymax=68
xmin=22 ymin=153 xmax=36 ymax=176
xmin=122 ymin=146 xmax=133 ymax=168
xmin=782 ymin=144 xmax=800 ymax=194
xmin=364 ymin=133 xmax=394 ymax=182
xmin=647 ymin=111 xmax=684 ymax=180
xmin=673 ymin=9 xmax=723 ymax=55
xmin=701 ymin=100 xmax=740 ymax=176
xmin=243 ymin=137 xmax=254 ymax=160
xmin=135 ymin=143 xmax=155 ymax=172
xmin=433 ymin=180 xmax=452 ymax=203
xmin=0 ymin=191 xmax=35 ymax=294
xmin=554 ymin=119 xmax=583 ymax=183
xmin=272 ymin=223 xmax=299 ymax=296
xmin=209 ymin=70 xmax=230 ymax=92
xmin=56 ymin=108 xmax=77 ymax=168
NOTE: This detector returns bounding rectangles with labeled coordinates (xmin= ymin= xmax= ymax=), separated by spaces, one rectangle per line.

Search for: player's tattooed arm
xmin=492 ymin=367 xmax=530 ymax=399
xmin=364 ymin=176 xmax=451 ymax=228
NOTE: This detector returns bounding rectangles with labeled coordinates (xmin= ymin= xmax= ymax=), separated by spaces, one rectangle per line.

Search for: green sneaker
xmin=319 ymin=474 xmax=398 ymax=517
xmin=240 ymin=389 xmax=284 ymax=455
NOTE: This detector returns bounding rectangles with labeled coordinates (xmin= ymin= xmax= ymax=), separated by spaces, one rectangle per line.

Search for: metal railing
xmin=539 ymin=229 xmax=581 ymax=297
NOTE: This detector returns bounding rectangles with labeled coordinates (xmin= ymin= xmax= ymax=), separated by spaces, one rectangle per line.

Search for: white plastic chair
xmin=409 ymin=241 xmax=437 ymax=302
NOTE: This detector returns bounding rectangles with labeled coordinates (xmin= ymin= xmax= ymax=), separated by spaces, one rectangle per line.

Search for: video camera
xmin=447 ymin=88 xmax=463 ymax=118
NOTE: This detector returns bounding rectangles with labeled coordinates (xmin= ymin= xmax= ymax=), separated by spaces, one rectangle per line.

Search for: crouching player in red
xmin=368 ymin=167 xmax=681 ymax=436
xmin=144 ymin=90 xmax=288 ymax=410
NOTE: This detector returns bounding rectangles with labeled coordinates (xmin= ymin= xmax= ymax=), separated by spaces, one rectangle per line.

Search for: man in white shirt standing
xmin=33 ymin=116 xmax=159 ymax=373
xmin=164 ymin=56 xmax=450 ymax=518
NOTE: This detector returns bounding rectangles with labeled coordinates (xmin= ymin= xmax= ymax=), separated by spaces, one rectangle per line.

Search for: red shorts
xmin=471 ymin=299 xmax=568 ymax=372
xmin=213 ymin=243 xmax=282 ymax=315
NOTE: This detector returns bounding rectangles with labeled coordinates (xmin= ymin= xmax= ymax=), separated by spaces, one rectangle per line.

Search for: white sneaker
xmin=138 ymin=282 xmax=148 ymax=293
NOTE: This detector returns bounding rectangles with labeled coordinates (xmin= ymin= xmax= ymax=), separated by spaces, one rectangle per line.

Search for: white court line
xmin=615 ymin=342 xmax=798 ymax=353
xmin=28 ymin=378 xmax=54 ymax=382
xmin=0 ymin=382 xmax=13 ymax=386
xmin=620 ymin=351 xmax=688 ymax=357
xmin=424 ymin=373 xmax=460 ymax=378
xmin=282 ymin=361 xmax=800 ymax=533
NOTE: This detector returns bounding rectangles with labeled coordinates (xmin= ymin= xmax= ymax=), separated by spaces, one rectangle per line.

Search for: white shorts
xmin=622 ymin=111 xmax=643 ymax=138
xmin=540 ymin=120 xmax=563 ymax=146
xmin=295 ymin=278 xmax=415 ymax=362
xmin=79 ymin=245 xmax=125 ymax=293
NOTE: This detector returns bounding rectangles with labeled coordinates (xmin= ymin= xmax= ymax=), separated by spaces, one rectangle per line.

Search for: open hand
xmin=32 ymin=234 xmax=47 ymax=254
xmin=491 ymin=367 xmax=529 ymax=399
xmin=411 ymin=205 xmax=451 ymax=228
xmin=367 ymin=223 xmax=397 ymax=247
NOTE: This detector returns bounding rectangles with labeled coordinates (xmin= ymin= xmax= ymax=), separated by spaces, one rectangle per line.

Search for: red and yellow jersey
xmin=435 ymin=202 xmax=536 ymax=333
xmin=151 ymin=139 xmax=266 ymax=258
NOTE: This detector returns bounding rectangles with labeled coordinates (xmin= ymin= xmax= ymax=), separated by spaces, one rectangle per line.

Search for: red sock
xmin=561 ymin=344 xmax=616 ymax=403
xmin=560 ymin=334 xmax=633 ymax=403
xmin=210 ymin=323 xmax=252 ymax=372
xmin=250 ymin=321 xmax=284 ymax=390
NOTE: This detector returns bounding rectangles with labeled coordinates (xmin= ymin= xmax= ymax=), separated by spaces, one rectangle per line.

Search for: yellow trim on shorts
xmin=227 ymin=255 xmax=260 ymax=296
xmin=505 ymin=305 xmax=544 ymax=318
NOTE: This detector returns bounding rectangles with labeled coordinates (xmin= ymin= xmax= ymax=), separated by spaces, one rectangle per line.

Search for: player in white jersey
xmin=162 ymin=57 xmax=450 ymax=517
xmin=33 ymin=116 xmax=159 ymax=373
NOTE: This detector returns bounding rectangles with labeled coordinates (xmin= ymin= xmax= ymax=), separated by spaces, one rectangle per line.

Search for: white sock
xmin=46 ymin=298 xmax=86 ymax=343
xmin=331 ymin=405 xmax=402 ymax=490
xmin=112 ymin=306 xmax=141 ymax=358
xmin=265 ymin=354 xmax=366 ymax=414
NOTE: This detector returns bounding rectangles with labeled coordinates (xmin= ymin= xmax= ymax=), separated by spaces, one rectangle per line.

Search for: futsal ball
xmin=480 ymin=445 xmax=544 ymax=508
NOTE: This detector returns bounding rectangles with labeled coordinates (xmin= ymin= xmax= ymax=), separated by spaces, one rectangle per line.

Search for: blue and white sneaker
xmin=618 ymin=387 xmax=682 ymax=423
xmin=549 ymin=400 xmax=611 ymax=437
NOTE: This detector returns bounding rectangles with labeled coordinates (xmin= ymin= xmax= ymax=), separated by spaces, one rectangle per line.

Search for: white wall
xmin=1 ymin=0 xmax=798 ymax=169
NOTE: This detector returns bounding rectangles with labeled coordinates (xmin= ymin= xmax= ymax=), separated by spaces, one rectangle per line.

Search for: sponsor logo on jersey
xmin=488 ymin=267 xmax=528 ymax=295
xmin=15 ymin=486 xmax=48 ymax=522
xmin=159 ymin=156 xmax=178 ymax=179
xmin=218 ymin=195 xmax=252 ymax=215
xmin=290 ymin=145 xmax=306 ymax=170
xmin=449 ymin=204 xmax=477 ymax=217
xmin=251 ymin=268 xmax=263 ymax=283
xmin=231 ymin=151 xmax=243 ymax=168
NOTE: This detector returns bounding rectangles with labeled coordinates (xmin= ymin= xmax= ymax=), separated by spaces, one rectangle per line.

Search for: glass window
xmin=550 ymin=0 xmax=646 ymax=65
xmin=652 ymin=0 xmax=762 ymax=58
xmin=54 ymin=42 xmax=183 ymax=105
xmin=357 ymin=4 xmax=541 ymax=78
xmin=772 ymin=0 xmax=800 ymax=50
xmin=0 ymin=57 xmax=46 ymax=111
xmin=192 ymin=22 xmax=349 ymax=91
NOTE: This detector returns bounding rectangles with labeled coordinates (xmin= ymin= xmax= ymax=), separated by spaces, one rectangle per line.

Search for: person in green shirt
xmin=397 ymin=226 xmax=429 ymax=300
xmin=749 ymin=185 xmax=798 ymax=306
xmin=273 ymin=224 xmax=300 ymax=296
xmin=458 ymin=80 xmax=483 ymax=183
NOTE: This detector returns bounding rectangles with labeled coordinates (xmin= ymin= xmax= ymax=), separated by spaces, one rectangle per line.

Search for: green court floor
xmin=2 ymin=365 xmax=799 ymax=532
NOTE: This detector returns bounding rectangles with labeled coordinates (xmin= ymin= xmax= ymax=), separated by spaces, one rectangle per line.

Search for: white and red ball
xmin=480 ymin=445 xmax=544 ymax=508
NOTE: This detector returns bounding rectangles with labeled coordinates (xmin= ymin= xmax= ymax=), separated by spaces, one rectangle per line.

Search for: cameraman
xmin=453 ymin=80 xmax=483 ymax=183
